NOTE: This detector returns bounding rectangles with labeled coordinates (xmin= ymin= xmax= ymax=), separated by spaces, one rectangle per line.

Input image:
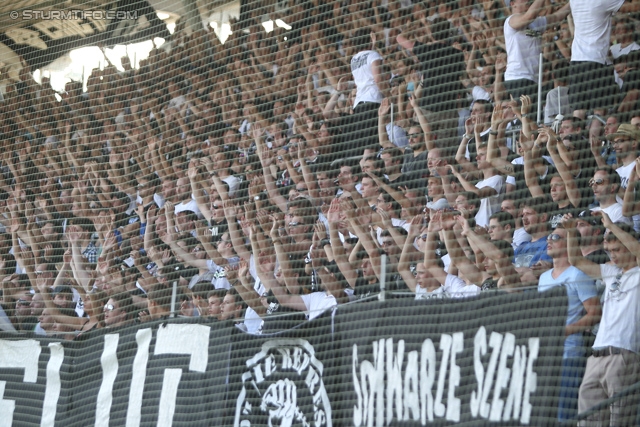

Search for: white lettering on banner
xmin=0 ymin=340 xmax=41 ymax=427
xmin=447 ymin=333 xmax=463 ymax=422
xmin=234 ymin=339 xmax=332 ymax=427
xmin=95 ymin=334 xmax=119 ymax=427
xmin=41 ymin=343 xmax=64 ymax=427
xmin=522 ymin=338 xmax=539 ymax=424
xmin=154 ymin=323 xmax=210 ymax=427
xmin=419 ymin=339 xmax=436 ymax=424
xmin=351 ymin=329 xmax=540 ymax=426
xmin=126 ymin=328 xmax=152 ymax=427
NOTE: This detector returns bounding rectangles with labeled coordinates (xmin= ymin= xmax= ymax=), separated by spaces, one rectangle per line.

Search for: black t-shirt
xmin=412 ymin=42 xmax=465 ymax=112
xmin=387 ymin=173 xmax=411 ymax=191
xmin=585 ymin=248 xmax=610 ymax=265
xmin=261 ymin=290 xmax=306 ymax=333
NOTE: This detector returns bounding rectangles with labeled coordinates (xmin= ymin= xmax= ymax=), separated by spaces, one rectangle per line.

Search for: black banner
xmin=0 ymin=0 xmax=170 ymax=70
xmin=334 ymin=289 xmax=567 ymax=426
xmin=0 ymin=289 xmax=567 ymax=426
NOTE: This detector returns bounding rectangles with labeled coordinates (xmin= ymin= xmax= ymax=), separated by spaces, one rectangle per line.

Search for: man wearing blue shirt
xmin=514 ymin=197 xmax=554 ymax=275
xmin=538 ymin=226 xmax=601 ymax=421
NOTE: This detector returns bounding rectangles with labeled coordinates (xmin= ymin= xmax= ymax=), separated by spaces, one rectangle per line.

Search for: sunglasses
xmin=547 ymin=234 xmax=564 ymax=241
xmin=211 ymin=205 xmax=221 ymax=209
xmin=104 ymin=304 xmax=117 ymax=312
xmin=589 ymin=178 xmax=606 ymax=187
xmin=288 ymin=222 xmax=301 ymax=227
xmin=408 ymin=133 xmax=422 ymax=139
xmin=17 ymin=299 xmax=30 ymax=306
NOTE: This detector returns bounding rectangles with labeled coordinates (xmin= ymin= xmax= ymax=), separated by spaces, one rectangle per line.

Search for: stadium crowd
xmin=0 ymin=0 xmax=639 ymax=424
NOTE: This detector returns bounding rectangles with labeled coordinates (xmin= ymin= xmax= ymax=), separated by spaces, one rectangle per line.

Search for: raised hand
xmin=224 ymin=264 xmax=239 ymax=282
xmin=520 ymin=95 xmax=531 ymax=116
xmin=63 ymin=249 xmax=72 ymax=265
xmin=464 ymin=117 xmax=474 ymax=136
xmin=164 ymin=201 xmax=174 ymax=218
xmin=238 ymin=259 xmax=249 ymax=280
xmin=407 ymin=215 xmax=423 ymax=237
xmin=314 ymin=220 xmax=327 ymax=240
xmin=456 ymin=214 xmax=472 ymax=236
xmin=378 ymin=98 xmax=391 ymax=116
xmin=43 ymin=244 xmax=54 ymax=260
xmin=560 ymin=213 xmax=576 ymax=229
xmin=491 ymin=103 xmax=503 ymax=130
xmin=428 ymin=210 xmax=443 ymax=233
xmin=337 ymin=77 xmax=350 ymax=93
xmin=377 ymin=208 xmax=393 ymax=229
xmin=326 ymin=198 xmax=341 ymax=223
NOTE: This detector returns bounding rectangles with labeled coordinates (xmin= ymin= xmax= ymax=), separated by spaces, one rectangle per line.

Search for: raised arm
xmin=409 ymin=96 xmax=436 ymax=152
xmin=507 ymin=0 xmax=546 ymax=31
xmin=223 ymin=201 xmax=252 ymax=262
xmin=424 ymin=212 xmax=448 ymax=284
xmin=561 ymin=214 xmax=602 ymax=279
xmin=542 ymin=128 xmax=581 ymax=207
xmin=599 ymin=210 xmax=640 ymax=266
xmin=254 ymin=125 xmax=288 ymax=213
xmin=326 ymin=200 xmax=359 ymax=288
xmin=236 ymin=259 xmax=267 ymax=317
xmin=397 ymin=215 xmax=421 ymax=292
xmin=441 ymin=220 xmax=485 ymax=286
xmin=622 ymin=157 xmax=640 ymax=217
xmin=378 ymin=99 xmax=395 ymax=149
xmin=38 ymin=264 xmax=88 ymax=330
xmin=343 ymin=199 xmax=381 ymax=279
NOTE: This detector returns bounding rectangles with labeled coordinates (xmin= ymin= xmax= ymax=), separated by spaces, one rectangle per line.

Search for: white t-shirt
xmin=300 ymin=292 xmax=337 ymax=320
xmin=472 ymin=86 xmax=491 ymax=102
xmin=611 ymin=42 xmax=640 ymax=86
xmin=594 ymin=265 xmax=640 ymax=353
xmin=475 ymin=175 xmax=505 ymax=228
xmin=386 ymin=123 xmax=409 ymax=148
xmin=174 ymin=198 xmax=203 ymax=219
xmin=616 ymin=162 xmax=640 ymax=231
xmin=244 ymin=254 xmax=266 ymax=334
xmin=513 ymin=227 xmax=532 ymax=249
xmin=426 ymin=198 xmax=450 ymax=211
xmin=570 ymin=0 xmax=625 ymax=64
xmin=415 ymin=285 xmax=448 ymax=300
xmin=444 ymin=274 xmax=481 ymax=298
xmin=610 ymin=41 xmax=640 ymax=59
xmin=591 ymin=202 xmax=632 ymax=225
xmin=352 ymin=50 xmax=384 ymax=107
xmin=504 ymin=15 xmax=547 ymax=82
xmin=376 ymin=217 xmax=409 ymax=245
xmin=222 ymin=175 xmax=241 ymax=198
xmin=506 ymin=155 xmax=554 ymax=186
xmin=616 ymin=162 xmax=635 ymax=191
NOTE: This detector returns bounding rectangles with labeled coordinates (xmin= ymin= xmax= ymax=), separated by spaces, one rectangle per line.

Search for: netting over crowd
xmin=0 ymin=0 xmax=639 ymax=424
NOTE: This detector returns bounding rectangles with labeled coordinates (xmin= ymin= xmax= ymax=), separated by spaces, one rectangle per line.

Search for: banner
xmin=334 ymin=289 xmax=567 ymax=426
xmin=0 ymin=288 xmax=567 ymax=426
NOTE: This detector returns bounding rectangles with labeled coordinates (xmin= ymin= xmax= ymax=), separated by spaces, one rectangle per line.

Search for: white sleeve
xmin=368 ymin=50 xmax=383 ymax=64
xmin=206 ymin=259 xmax=219 ymax=272
xmin=444 ymin=274 xmax=480 ymax=297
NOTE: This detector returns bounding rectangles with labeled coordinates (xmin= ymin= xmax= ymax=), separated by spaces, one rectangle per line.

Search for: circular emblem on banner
xmin=234 ymin=338 xmax=332 ymax=427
